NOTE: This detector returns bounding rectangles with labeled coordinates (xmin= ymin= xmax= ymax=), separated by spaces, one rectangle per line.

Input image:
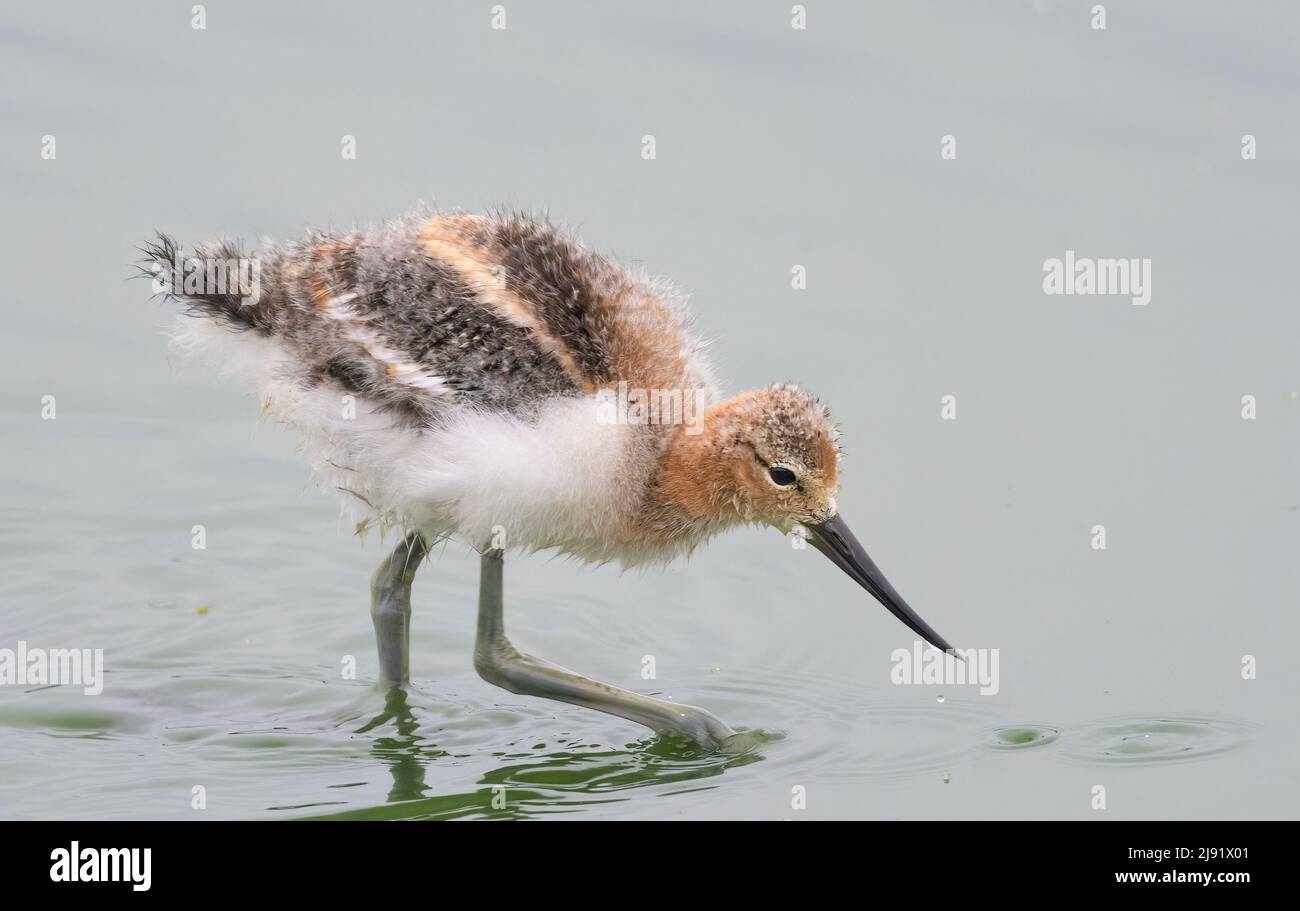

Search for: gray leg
xmin=473 ymin=550 xmax=739 ymax=751
xmin=370 ymin=531 xmax=428 ymax=687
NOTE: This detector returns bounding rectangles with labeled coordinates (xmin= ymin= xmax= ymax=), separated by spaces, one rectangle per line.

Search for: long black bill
xmin=806 ymin=514 xmax=955 ymax=654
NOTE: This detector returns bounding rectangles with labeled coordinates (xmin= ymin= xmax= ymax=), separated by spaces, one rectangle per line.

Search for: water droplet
xmin=936 ymin=695 xmax=945 ymax=703
xmin=942 ymin=773 xmax=951 ymax=784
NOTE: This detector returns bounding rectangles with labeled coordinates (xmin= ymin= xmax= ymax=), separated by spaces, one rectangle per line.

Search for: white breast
xmin=172 ymin=317 xmax=673 ymax=565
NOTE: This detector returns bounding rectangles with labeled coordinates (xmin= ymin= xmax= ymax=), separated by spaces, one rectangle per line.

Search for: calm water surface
xmin=1 ymin=2 xmax=1297 ymax=819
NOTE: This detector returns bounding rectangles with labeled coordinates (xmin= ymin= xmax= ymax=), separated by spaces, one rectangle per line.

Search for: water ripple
xmin=1057 ymin=716 xmax=1256 ymax=766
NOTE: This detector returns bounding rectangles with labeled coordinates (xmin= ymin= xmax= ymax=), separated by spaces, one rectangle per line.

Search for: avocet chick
xmin=142 ymin=208 xmax=955 ymax=751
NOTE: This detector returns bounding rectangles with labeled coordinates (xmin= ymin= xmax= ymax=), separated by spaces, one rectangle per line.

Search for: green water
xmin=2 ymin=1 xmax=1298 ymax=819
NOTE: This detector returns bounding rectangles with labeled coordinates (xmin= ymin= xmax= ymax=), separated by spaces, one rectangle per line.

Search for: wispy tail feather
xmin=138 ymin=232 xmax=275 ymax=334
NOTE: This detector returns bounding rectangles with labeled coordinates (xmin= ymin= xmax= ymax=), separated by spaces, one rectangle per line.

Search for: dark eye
xmin=768 ymin=466 xmax=797 ymax=487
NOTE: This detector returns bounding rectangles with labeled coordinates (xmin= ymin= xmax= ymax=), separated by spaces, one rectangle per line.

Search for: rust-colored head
xmin=657 ymin=384 xmax=841 ymax=533
xmin=650 ymin=383 xmax=957 ymax=653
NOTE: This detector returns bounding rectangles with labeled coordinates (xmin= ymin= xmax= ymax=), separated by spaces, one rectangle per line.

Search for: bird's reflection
xmin=355 ymin=687 xmax=442 ymax=803
xmin=317 ymin=687 xmax=771 ymax=820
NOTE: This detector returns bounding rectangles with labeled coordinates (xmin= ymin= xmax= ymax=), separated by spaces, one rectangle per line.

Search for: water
xmin=2 ymin=1 xmax=1299 ymax=820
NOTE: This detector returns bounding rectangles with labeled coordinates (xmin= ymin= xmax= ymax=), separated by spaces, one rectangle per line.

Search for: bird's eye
xmin=768 ymin=466 xmax=797 ymax=487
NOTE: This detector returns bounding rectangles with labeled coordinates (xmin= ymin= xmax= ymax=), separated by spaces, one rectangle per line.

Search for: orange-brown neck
xmin=638 ymin=395 xmax=763 ymax=539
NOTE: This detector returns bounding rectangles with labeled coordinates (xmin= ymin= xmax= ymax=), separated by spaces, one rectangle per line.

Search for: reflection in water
xmin=304 ymin=688 xmax=768 ymax=820
xmin=289 ymin=669 xmax=1257 ymax=819
xmin=353 ymin=689 xmax=447 ymax=803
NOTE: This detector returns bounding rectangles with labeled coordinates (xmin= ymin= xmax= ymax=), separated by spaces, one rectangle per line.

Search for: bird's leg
xmin=473 ymin=549 xmax=739 ymax=751
xmin=370 ymin=530 xmax=428 ymax=687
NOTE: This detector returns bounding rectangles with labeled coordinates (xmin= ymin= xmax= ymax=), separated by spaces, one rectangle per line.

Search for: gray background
xmin=0 ymin=1 xmax=1296 ymax=819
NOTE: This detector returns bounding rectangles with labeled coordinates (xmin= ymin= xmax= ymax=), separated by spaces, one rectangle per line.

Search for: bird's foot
xmin=654 ymin=711 xmax=776 ymax=755
xmin=658 ymin=702 xmax=747 ymax=753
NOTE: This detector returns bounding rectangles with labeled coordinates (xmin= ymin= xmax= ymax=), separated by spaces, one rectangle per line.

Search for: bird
xmin=141 ymin=206 xmax=955 ymax=752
